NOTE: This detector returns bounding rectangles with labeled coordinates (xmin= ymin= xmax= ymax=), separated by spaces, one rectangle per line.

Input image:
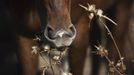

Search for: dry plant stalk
xmin=32 ymin=35 xmax=72 ymax=75
xmin=80 ymin=3 xmax=126 ymax=75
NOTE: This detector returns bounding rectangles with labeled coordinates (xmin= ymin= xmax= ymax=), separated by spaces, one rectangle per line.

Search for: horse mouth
xmin=32 ymin=43 xmax=69 ymax=61
xmin=41 ymin=46 xmax=68 ymax=59
xmin=32 ymin=36 xmax=70 ymax=74
xmin=37 ymin=45 xmax=69 ymax=69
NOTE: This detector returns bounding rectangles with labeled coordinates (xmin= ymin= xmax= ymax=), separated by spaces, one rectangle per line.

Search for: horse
xmin=5 ymin=0 xmax=76 ymax=75
xmin=3 ymin=0 xmax=134 ymax=75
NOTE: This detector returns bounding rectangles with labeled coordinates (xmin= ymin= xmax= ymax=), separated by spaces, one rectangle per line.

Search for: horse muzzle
xmin=44 ymin=24 xmax=76 ymax=47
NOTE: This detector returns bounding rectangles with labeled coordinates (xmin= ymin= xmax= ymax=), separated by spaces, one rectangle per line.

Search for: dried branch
xmin=80 ymin=3 xmax=126 ymax=75
xmin=32 ymin=35 xmax=71 ymax=75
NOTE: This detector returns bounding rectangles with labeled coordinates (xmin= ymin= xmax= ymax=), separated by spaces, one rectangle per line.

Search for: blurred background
xmin=0 ymin=0 xmax=18 ymax=75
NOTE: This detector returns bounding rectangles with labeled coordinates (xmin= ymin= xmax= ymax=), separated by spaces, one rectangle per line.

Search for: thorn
xmin=88 ymin=13 xmax=94 ymax=19
xmin=102 ymin=15 xmax=118 ymax=26
xmin=31 ymin=46 xmax=39 ymax=55
xmin=79 ymin=4 xmax=88 ymax=11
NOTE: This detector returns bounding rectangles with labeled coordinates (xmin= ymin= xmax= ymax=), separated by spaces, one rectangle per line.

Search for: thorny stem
xmin=95 ymin=45 xmax=123 ymax=74
xmin=105 ymin=55 xmax=122 ymax=75
xmin=32 ymin=35 xmax=70 ymax=75
xmin=40 ymin=54 xmax=50 ymax=75
xmin=80 ymin=4 xmax=122 ymax=58
xmin=79 ymin=3 xmax=125 ymax=75
xmin=40 ymin=53 xmax=50 ymax=66
xmin=40 ymin=50 xmax=56 ymax=75
xmin=49 ymin=51 xmax=55 ymax=75
xmin=42 ymin=68 xmax=47 ymax=75
xmin=99 ymin=18 xmax=122 ymax=60
xmin=101 ymin=15 xmax=117 ymax=26
xmin=99 ymin=18 xmax=126 ymax=75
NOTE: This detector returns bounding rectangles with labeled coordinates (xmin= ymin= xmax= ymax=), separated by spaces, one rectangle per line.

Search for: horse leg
xmin=69 ymin=15 xmax=90 ymax=75
xmin=16 ymin=35 xmax=38 ymax=75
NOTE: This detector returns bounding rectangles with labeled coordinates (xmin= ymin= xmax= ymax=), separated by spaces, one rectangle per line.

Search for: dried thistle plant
xmin=95 ymin=45 xmax=108 ymax=57
xmin=95 ymin=45 xmax=124 ymax=75
xmin=31 ymin=35 xmax=72 ymax=75
xmin=80 ymin=3 xmax=126 ymax=75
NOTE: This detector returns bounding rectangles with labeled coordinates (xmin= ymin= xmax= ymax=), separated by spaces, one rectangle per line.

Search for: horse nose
xmin=44 ymin=24 xmax=76 ymax=47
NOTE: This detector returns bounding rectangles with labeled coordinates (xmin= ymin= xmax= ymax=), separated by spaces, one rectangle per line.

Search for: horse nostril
xmin=68 ymin=24 xmax=76 ymax=38
xmin=44 ymin=25 xmax=56 ymax=40
xmin=47 ymin=27 xmax=53 ymax=37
